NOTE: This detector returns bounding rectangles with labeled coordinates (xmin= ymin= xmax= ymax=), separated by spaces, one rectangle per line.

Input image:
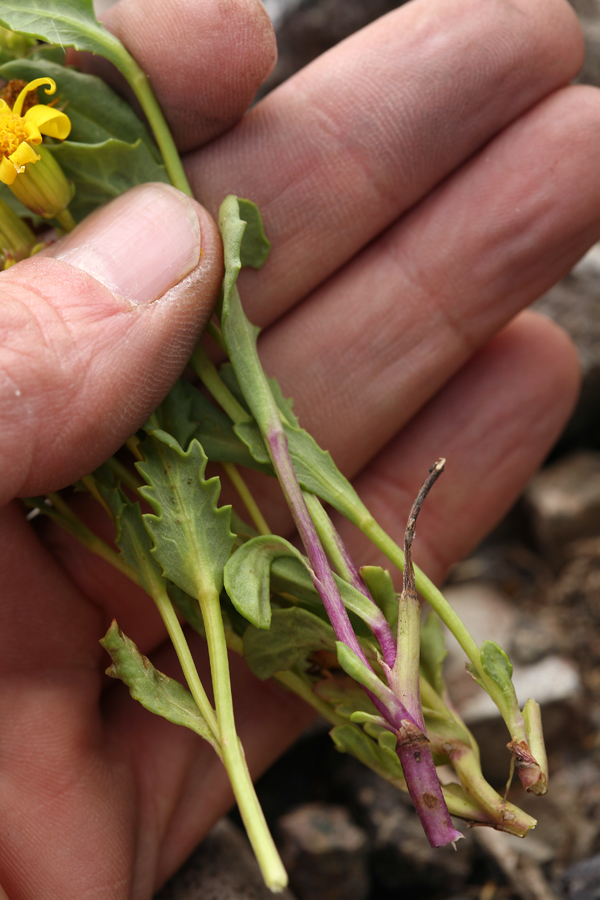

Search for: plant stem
xmin=191 ymin=346 xmax=250 ymax=424
xmin=126 ymin=435 xmax=143 ymax=461
xmin=392 ymin=460 xmax=445 ymax=726
xmin=55 ymin=207 xmax=76 ymax=232
xmin=81 ymin=474 xmax=111 ymax=517
xmin=199 ymin=586 xmax=288 ymax=891
xmin=151 ymin=582 xmax=220 ymax=748
xmin=113 ymin=55 xmax=192 ymax=195
xmin=106 ymin=456 xmax=144 ymax=495
xmin=304 ymin=491 xmax=397 ymax=667
xmin=222 ymin=462 xmax=271 ymax=535
xmin=37 ymin=498 xmax=221 ymax=748
xmin=44 ymin=493 xmax=138 ymax=582
xmin=206 ymin=320 xmax=228 ymax=354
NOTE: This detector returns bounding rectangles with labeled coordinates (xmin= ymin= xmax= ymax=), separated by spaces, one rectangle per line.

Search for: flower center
xmin=0 ymin=112 xmax=29 ymax=158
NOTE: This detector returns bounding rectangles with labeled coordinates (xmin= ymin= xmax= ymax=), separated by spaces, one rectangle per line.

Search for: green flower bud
xmin=0 ymin=196 xmax=36 ymax=268
xmin=8 ymin=143 xmax=74 ymax=220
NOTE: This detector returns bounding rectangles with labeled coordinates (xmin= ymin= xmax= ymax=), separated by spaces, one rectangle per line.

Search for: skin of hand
xmin=0 ymin=0 xmax=595 ymax=896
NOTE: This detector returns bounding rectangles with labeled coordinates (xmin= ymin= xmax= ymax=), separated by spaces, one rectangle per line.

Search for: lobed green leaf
xmin=101 ymin=621 xmax=218 ymax=752
xmin=138 ymin=434 xmax=234 ymax=599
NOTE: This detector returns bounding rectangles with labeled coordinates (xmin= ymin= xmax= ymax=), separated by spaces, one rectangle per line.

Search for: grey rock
xmin=525 ymin=452 xmax=600 ymax=562
xmin=154 ymin=818 xmax=298 ymax=900
xmin=570 ymin=0 xmax=600 ymax=87
xmin=534 ymin=245 xmax=600 ymax=451
xmin=277 ymin=802 xmax=369 ymax=900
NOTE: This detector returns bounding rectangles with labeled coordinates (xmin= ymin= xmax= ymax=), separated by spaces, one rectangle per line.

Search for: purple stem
xmin=328 ymin=518 xmax=397 ymax=668
xmin=268 ymin=428 xmax=460 ymax=846
xmin=268 ymin=428 xmax=417 ymax=728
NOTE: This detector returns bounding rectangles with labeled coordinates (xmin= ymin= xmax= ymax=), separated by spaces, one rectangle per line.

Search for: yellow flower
xmin=0 ymin=77 xmax=71 ymax=186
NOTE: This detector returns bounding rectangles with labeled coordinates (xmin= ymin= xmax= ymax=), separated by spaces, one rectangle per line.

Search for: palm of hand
xmin=0 ymin=0 xmax=595 ymax=896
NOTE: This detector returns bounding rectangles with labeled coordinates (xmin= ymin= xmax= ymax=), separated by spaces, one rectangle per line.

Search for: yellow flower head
xmin=0 ymin=77 xmax=71 ymax=186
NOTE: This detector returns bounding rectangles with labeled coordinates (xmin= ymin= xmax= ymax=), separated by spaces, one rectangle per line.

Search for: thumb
xmin=0 ymin=182 xmax=223 ymax=506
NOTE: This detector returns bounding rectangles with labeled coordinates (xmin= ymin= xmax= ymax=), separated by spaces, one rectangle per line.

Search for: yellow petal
xmin=23 ymin=120 xmax=42 ymax=145
xmin=9 ymin=141 xmax=39 ymax=168
xmin=24 ymin=105 xmax=71 ymax=140
xmin=12 ymin=77 xmax=56 ymax=117
xmin=0 ymin=156 xmax=17 ymax=185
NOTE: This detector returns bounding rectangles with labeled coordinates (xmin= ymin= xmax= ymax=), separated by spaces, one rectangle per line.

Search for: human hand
xmin=0 ymin=0 xmax=595 ymax=896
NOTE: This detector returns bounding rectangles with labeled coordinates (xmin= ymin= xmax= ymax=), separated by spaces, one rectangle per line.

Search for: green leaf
xmin=243 ymin=607 xmax=336 ymax=680
xmin=0 ymin=58 xmax=159 ymax=155
xmin=115 ymin=492 xmax=165 ymax=597
xmin=144 ymin=380 xmax=199 ymax=451
xmin=146 ymin=379 xmax=271 ymax=472
xmin=219 ymin=195 xmax=246 ymax=319
xmin=313 ymin=673 xmax=376 ymax=716
xmin=101 ymin=621 xmax=218 ymax=751
xmin=360 ymin=566 xmax=398 ymax=630
xmin=0 ymin=0 xmax=129 ymax=73
xmin=330 ymin=724 xmax=407 ymax=789
xmin=224 ymin=534 xmax=311 ymax=629
xmin=238 ymin=198 xmax=271 ymax=269
xmin=335 ymin=641 xmax=395 ymax=709
xmin=138 ymin=434 xmax=235 ymax=599
xmin=234 ymin=399 xmax=372 ymax=524
xmin=46 ymin=138 xmax=169 ymax=222
xmin=420 ymin=610 xmax=448 ymax=696
xmin=269 ymin=553 xmax=386 ymax=637
xmin=480 ymin=640 xmax=515 ymax=698
xmin=221 ymin=363 xmax=299 ymax=429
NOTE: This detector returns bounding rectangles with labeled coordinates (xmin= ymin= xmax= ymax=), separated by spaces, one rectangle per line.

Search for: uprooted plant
xmin=0 ymin=1 xmax=548 ymax=891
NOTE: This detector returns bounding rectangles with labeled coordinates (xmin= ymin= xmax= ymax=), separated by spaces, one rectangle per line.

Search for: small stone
xmin=154 ymin=818 xmax=298 ymax=900
xmin=277 ymin=802 xmax=369 ymax=900
xmin=524 ymin=452 xmax=600 ymax=563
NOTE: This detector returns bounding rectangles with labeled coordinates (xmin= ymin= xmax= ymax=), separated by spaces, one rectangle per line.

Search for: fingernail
xmin=45 ymin=183 xmax=201 ymax=304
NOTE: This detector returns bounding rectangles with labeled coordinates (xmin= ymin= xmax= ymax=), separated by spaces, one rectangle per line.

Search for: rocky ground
xmin=156 ymin=1 xmax=600 ymax=898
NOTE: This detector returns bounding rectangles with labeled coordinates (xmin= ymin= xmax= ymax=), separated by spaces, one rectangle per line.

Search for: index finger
xmin=188 ymin=0 xmax=583 ymax=322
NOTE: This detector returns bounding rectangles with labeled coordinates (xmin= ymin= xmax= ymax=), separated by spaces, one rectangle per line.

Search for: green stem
xmin=126 ymin=435 xmax=143 ymax=461
xmin=43 ymin=494 xmax=139 ymax=582
xmin=200 ymin=586 xmax=287 ymax=891
xmin=55 ymin=207 xmax=76 ymax=232
xmin=116 ymin=56 xmax=192 ymax=195
xmin=191 ymin=346 xmax=250 ymax=424
xmin=206 ymin=320 xmax=228 ymax=354
xmin=38 ymin=499 xmax=221 ymax=749
xmin=106 ymin=456 xmax=144 ymax=495
xmin=151 ymin=583 xmax=220 ymax=748
xmin=222 ymin=462 xmax=271 ymax=535
xmin=274 ymin=668 xmax=348 ymax=727
xmin=81 ymin=474 xmax=111 ymax=517
xmin=359 ymin=516 xmax=512 ymax=710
